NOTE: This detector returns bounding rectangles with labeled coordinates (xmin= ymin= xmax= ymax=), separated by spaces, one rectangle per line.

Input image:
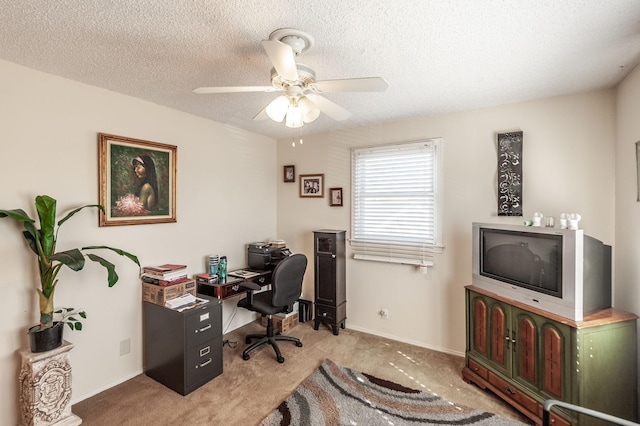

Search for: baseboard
xmin=346 ymin=324 xmax=465 ymax=358
xmin=71 ymin=368 xmax=144 ymax=405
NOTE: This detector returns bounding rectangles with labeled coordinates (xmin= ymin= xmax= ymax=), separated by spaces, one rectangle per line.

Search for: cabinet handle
xmin=196 ymin=323 xmax=212 ymax=333
xmin=331 ymin=255 xmax=336 ymax=258
xmin=258 ymin=276 xmax=266 ymax=284
xmin=196 ymin=358 xmax=212 ymax=368
xmin=505 ymin=328 xmax=510 ymax=350
xmin=232 ymin=285 xmax=240 ymax=291
xmin=511 ymin=330 xmax=516 ymax=352
xmin=505 ymin=386 xmax=517 ymax=395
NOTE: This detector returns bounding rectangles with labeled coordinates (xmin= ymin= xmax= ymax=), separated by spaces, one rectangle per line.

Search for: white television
xmin=471 ymin=222 xmax=611 ymax=321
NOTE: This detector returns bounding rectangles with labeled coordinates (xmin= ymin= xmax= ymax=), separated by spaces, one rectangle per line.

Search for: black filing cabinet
xmin=143 ymin=295 xmax=222 ymax=395
xmin=313 ymin=230 xmax=346 ymax=335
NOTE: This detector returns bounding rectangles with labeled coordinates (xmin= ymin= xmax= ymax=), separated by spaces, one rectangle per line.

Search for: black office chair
xmin=237 ymin=253 xmax=307 ymax=363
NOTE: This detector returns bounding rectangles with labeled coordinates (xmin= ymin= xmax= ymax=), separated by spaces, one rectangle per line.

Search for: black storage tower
xmin=313 ymin=230 xmax=346 ymax=335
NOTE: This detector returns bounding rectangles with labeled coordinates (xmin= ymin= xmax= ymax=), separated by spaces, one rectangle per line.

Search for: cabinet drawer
xmin=185 ymin=338 xmax=223 ymax=388
xmin=315 ymin=304 xmax=336 ymax=322
xmin=488 ymin=372 xmax=538 ymax=415
xmin=185 ymin=304 xmax=220 ymax=348
xmin=468 ymin=358 xmax=488 ymax=380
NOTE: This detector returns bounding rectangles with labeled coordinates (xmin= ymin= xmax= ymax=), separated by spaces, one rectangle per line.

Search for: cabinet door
xmin=469 ymin=295 xmax=489 ymax=357
xmin=315 ymin=253 xmax=336 ymax=305
xmin=541 ymin=324 xmax=564 ymax=398
xmin=512 ymin=310 xmax=537 ymax=389
xmin=488 ymin=299 xmax=511 ymax=375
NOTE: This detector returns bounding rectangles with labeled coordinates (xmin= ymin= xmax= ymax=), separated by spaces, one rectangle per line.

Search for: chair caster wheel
xmin=296 ymin=341 xmax=303 ymax=347
xmin=277 ymin=356 xmax=285 ymax=363
xmin=243 ymin=353 xmax=250 ymax=361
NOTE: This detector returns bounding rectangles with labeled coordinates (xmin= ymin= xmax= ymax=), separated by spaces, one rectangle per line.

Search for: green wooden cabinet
xmin=463 ymin=286 xmax=638 ymax=426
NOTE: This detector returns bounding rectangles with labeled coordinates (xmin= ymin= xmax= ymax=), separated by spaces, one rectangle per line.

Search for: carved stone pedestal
xmin=19 ymin=341 xmax=82 ymax=426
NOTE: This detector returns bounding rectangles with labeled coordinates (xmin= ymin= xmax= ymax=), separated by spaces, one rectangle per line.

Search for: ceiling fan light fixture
xmin=265 ymin=95 xmax=289 ymax=122
xmin=298 ymin=97 xmax=320 ymax=123
xmin=285 ymin=101 xmax=304 ymax=128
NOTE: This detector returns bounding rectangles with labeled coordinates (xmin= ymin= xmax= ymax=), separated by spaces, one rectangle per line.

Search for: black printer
xmin=247 ymin=243 xmax=291 ymax=270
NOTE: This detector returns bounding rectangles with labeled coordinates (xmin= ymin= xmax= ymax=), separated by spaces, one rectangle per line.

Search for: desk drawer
xmin=197 ymin=272 xmax=272 ymax=300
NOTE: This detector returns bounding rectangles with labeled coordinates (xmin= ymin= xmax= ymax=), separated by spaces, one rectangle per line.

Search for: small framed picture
xmin=329 ymin=188 xmax=343 ymax=206
xmin=299 ymin=174 xmax=324 ymax=198
xmin=284 ymin=165 xmax=295 ymax=183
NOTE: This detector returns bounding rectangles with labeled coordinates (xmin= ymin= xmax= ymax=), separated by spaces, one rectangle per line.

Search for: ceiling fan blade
xmin=311 ymin=77 xmax=388 ymax=93
xmin=261 ymin=40 xmax=299 ymax=81
xmin=193 ymin=86 xmax=277 ymax=94
xmin=305 ymin=94 xmax=351 ymax=121
xmin=253 ymin=107 xmax=269 ymax=121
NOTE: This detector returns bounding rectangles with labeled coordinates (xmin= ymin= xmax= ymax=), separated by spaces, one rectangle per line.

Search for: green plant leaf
xmin=75 ymin=323 xmax=83 ymax=331
xmin=83 ymin=246 xmax=141 ymax=268
xmin=35 ymin=195 xmax=57 ymax=257
xmin=79 ymin=311 xmax=87 ymax=319
xmin=58 ymin=204 xmax=104 ymax=227
xmin=0 ymin=208 xmax=33 ymax=222
xmin=49 ymin=249 xmax=86 ymax=271
xmin=85 ymin=253 xmax=119 ymax=286
xmin=0 ymin=209 xmax=39 ymax=255
xmin=65 ymin=322 xmax=74 ymax=331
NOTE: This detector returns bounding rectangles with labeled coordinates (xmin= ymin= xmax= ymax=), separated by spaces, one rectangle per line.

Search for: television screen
xmin=480 ymin=228 xmax=562 ymax=297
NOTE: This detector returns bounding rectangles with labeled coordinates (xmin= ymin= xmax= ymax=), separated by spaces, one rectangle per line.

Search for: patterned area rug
xmin=260 ymin=359 xmax=526 ymax=426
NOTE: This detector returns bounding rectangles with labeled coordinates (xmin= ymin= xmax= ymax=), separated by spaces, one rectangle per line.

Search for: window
xmin=351 ymin=139 xmax=443 ymax=265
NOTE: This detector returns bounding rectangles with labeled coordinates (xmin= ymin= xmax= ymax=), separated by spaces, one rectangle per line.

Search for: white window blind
xmin=351 ymin=139 xmax=442 ymax=265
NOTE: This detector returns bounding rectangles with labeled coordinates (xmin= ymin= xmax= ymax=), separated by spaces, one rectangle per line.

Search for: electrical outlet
xmin=119 ymin=338 xmax=130 ymax=356
xmin=380 ymin=308 xmax=389 ymax=319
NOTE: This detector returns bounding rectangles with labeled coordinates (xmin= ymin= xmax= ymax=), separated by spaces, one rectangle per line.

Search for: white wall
xmin=615 ymin=62 xmax=640 ymax=398
xmin=277 ymin=90 xmax=617 ymax=354
xmin=1 ymin=54 xmax=633 ymax=424
xmin=0 ymin=59 xmax=277 ymax=424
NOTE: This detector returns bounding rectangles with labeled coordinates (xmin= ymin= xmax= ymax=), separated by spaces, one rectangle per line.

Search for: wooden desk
xmin=197 ymin=269 xmax=272 ymax=300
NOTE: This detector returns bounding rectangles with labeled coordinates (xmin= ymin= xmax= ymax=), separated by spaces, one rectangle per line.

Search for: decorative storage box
xmin=142 ymin=279 xmax=196 ymax=306
xmin=261 ymin=312 xmax=299 ymax=333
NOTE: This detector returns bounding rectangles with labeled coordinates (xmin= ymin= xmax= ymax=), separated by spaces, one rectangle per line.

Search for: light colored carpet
xmin=73 ymin=320 xmax=531 ymax=425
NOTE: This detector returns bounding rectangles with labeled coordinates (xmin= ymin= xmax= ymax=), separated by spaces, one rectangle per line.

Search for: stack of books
xmin=142 ymin=264 xmax=189 ymax=286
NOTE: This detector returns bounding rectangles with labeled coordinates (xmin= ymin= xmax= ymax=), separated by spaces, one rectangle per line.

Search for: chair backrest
xmin=271 ymin=253 xmax=308 ymax=308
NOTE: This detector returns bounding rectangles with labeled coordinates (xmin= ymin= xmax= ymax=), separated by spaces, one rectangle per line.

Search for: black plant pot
xmin=28 ymin=322 xmax=64 ymax=353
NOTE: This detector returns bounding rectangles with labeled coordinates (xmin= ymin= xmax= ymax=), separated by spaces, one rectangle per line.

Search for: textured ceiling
xmin=2 ymin=1 xmax=640 ymax=140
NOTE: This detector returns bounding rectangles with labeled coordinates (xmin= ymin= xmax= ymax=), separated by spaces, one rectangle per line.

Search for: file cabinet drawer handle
xmin=195 ymin=323 xmax=212 ymax=333
xmin=196 ymin=358 xmax=212 ymax=368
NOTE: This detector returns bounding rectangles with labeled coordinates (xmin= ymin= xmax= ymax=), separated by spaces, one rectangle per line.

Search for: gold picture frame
xmin=98 ymin=133 xmax=177 ymax=226
xmin=299 ymin=174 xmax=324 ymax=198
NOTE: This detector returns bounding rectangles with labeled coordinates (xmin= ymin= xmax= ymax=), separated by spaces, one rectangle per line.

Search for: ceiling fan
xmin=193 ymin=28 xmax=388 ymax=128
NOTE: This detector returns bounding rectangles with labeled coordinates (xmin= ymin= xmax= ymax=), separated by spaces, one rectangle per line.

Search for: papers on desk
xmin=165 ymin=293 xmax=209 ymax=311
xmin=228 ymin=270 xmax=260 ymax=279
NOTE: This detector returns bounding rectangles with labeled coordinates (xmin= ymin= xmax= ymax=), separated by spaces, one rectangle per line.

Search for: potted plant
xmin=0 ymin=195 xmax=140 ymax=352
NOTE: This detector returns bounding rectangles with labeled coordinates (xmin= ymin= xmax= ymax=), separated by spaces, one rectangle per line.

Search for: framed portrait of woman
xmin=98 ymin=133 xmax=177 ymax=226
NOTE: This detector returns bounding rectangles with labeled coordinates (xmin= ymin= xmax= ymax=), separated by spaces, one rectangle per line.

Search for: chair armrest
xmin=239 ymin=281 xmax=261 ymax=306
xmin=239 ymin=281 xmax=261 ymax=291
